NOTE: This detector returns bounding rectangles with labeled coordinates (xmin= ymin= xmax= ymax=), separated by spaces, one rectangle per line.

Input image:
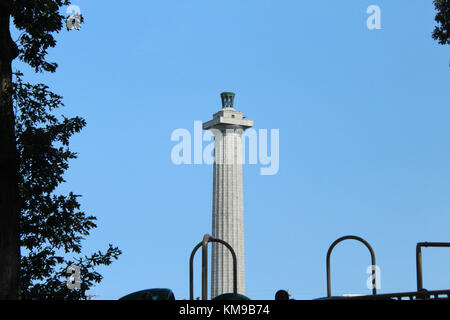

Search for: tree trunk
xmin=0 ymin=2 xmax=20 ymax=300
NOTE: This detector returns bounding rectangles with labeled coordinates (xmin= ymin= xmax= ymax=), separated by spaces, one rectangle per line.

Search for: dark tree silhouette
xmin=433 ymin=0 xmax=450 ymax=45
xmin=0 ymin=0 xmax=121 ymax=299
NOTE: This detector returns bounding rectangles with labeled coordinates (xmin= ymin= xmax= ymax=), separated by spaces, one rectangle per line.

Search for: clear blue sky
xmin=13 ymin=0 xmax=449 ymax=299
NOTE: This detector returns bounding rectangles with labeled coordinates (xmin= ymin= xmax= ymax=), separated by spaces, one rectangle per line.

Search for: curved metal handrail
xmin=416 ymin=242 xmax=450 ymax=291
xmin=189 ymin=234 xmax=238 ymax=300
xmin=189 ymin=241 xmax=203 ymax=300
xmin=212 ymin=237 xmax=238 ymax=296
xmin=326 ymin=235 xmax=377 ymax=297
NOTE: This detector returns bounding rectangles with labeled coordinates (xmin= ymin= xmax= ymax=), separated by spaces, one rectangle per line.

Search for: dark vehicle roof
xmin=119 ymin=288 xmax=175 ymax=300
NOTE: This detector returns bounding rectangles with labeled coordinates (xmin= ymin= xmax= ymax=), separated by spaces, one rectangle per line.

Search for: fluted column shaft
xmin=211 ymin=128 xmax=245 ymax=298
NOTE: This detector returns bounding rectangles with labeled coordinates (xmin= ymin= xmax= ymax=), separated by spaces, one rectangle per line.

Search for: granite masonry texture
xmin=203 ymin=94 xmax=253 ymax=298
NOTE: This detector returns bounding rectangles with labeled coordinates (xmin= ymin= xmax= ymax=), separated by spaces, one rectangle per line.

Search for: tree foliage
xmin=13 ymin=72 xmax=121 ymax=299
xmin=433 ymin=0 xmax=450 ymax=45
xmin=10 ymin=0 xmax=70 ymax=72
xmin=0 ymin=0 xmax=121 ymax=299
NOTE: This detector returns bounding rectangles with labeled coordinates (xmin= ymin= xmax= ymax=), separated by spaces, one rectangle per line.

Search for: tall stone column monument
xmin=203 ymin=92 xmax=253 ymax=298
